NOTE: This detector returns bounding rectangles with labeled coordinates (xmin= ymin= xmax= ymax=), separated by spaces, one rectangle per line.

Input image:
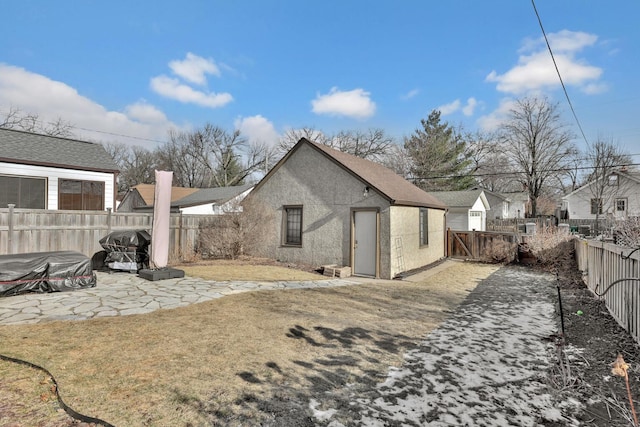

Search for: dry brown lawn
xmin=0 ymin=261 xmax=499 ymax=426
xmin=177 ymin=258 xmax=322 ymax=282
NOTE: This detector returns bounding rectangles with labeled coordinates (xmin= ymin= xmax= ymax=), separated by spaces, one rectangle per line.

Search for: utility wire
xmin=531 ymin=0 xmax=590 ymax=145
xmin=409 ymin=161 xmax=640 ymax=181
xmin=0 ymin=106 xmax=168 ymax=145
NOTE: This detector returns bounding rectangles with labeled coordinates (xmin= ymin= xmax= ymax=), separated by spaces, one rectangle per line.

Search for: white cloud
xmin=234 ymin=115 xmax=280 ymax=147
xmin=486 ymin=30 xmax=603 ymax=95
xmin=124 ymin=101 xmax=169 ymax=124
xmin=438 ymin=99 xmax=461 ymax=115
xmin=462 ymin=97 xmax=478 ymax=116
xmin=402 ymin=88 xmax=420 ymax=100
xmin=169 ymin=52 xmax=220 ymax=85
xmin=0 ymin=64 xmax=175 ymax=147
xmin=150 ymin=75 xmax=233 ymax=108
xmin=438 ymin=97 xmax=478 ymax=116
xmin=477 ymin=98 xmax=517 ymax=131
xmin=311 ymin=87 xmax=376 ymax=119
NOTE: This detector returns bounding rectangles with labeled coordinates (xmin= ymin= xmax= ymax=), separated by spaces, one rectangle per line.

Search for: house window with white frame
xmin=616 ymin=198 xmax=627 ymax=212
xmin=0 ymin=175 xmax=46 ymax=209
xmin=590 ymin=198 xmax=603 ymax=215
xmin=58 ymin=179 xmax=104 ymax=210
xmin=283 ymin=206 xmax=303 ymax=246
xmin=419 ymin=208 xmax=429 ymax=246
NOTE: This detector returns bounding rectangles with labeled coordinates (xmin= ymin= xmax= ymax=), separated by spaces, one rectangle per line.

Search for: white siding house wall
xmin=563 ymin=174 xmax=640 ymax=219
xmin=446 ymin=208 xmax=468 ymax=230
xmin=0 ymin=161 xmax=115 ymax=210
xmin=469 ymin=197 xmax=487 ymax=231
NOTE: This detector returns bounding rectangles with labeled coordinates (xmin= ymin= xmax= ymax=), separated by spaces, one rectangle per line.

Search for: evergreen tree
xmin=404 ymin=110 xmax=474 ymax=191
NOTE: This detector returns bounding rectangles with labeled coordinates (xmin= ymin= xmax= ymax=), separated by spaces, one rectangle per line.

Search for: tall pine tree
xmin=404 ymin=110 xmax=474 ymax=191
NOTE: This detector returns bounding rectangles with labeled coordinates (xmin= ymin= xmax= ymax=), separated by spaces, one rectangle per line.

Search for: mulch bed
xmin=537 ymin=241 xmax=640 ymax=426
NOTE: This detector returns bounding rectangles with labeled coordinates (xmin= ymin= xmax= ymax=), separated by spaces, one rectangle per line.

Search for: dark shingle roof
xmin=0 ymin=128 xmax=119 ymax=172
xmin=427 ymin=190 xmax=485 ymax=208
xmin=257 ymin=138 xmax=446 ymax=209
xmin=171 ymin=184 xmax=254 ymax=208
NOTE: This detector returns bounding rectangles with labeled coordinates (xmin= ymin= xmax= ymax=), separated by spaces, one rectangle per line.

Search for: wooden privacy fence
xmin=575 ymin=238 xmax=640 ymax=343
xmin=447 ymin=229 xmax=520 ymax=259
xmin=0 ymin=206 xmax=214 ymax=259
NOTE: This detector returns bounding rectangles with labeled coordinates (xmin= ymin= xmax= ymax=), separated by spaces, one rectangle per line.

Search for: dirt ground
xmin=2 ymin=249 xmax=640 ymax=426
xmin=544 ymin=245 xmax=640 ymax=426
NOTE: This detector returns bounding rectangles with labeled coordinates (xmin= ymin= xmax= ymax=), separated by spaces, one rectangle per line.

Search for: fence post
xmin=7 ymin=204 xmax=15 ymax=254
xmin=107 ymin=208 xmax=112 ymax=233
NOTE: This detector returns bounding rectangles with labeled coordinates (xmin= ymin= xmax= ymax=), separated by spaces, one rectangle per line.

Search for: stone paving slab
xmin=0 ymin=271 xmax=360 ymax=325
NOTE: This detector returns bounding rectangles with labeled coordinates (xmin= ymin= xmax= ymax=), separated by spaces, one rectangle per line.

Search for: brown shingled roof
xmin=132 ymin=184 xmax=199 ymax=206
xmin=259 ymin=138 xmax=446 ymax=209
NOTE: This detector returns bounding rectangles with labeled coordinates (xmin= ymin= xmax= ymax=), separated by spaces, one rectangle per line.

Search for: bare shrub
xmin=169 ymin=244 xmax=200 ymax=265
xmin=197 ymin=200 xmax=275 ymax=259
xmin=615 ymin=216 xmax=640 ymax=248
xmin=526 ymin=226 xmax=575 ymax=265
xmin=481 ymin=238 xmax=517 ymax=264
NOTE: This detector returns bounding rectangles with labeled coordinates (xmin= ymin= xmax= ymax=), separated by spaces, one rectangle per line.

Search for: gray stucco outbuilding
xmin=246 ymin=138 xmax=447 ymax=279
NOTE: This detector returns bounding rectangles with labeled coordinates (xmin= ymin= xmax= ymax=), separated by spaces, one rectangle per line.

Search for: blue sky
xmin=1 ymin=1 xmax=639 ymax=159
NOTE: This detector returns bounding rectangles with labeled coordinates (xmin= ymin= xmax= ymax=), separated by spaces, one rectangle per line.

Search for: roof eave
xmin=0 ymin=158 xmax=119 ymax=174
xmin=391 ymin=199 xmax=447 ymax=210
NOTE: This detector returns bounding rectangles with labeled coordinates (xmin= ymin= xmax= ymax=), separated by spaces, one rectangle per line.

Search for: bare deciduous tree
xmin=498 ymin=97 xmax=575 ymax=217
xmin=278 ymin=127 xmax=329 ymax=154
xmin=102 ymin=142 xmax=158 ymax=192
xmin=278 ymin=127 xmax=394 ymax=161
xmin=156 ymin=123 xmax=273 ymax=188
xmin=380 ymin=144 xmax=413 ymax=178
xmin=0 ymin=106 xmax=74 ymax=137
xmin=584 ymin=137 xmax=633 ymax=233
xmin=465 ymin=131 xmax=516 ymax=192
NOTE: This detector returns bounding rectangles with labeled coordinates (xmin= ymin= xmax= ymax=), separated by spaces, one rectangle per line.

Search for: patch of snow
xmin=309 ymin=398 xmax=338 ymax=422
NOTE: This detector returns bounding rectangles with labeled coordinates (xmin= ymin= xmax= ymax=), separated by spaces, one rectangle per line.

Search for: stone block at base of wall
xmin=323 ymin=265 xmax=352 ymax=278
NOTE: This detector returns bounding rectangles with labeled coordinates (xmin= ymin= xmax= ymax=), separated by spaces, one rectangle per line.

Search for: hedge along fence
xmin=575 ymin=238 xmax=640 ymax=343
xmin=0 ymin=205 xmax=215 ymax=260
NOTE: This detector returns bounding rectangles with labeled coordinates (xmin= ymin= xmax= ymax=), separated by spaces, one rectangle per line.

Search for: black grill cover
xmin=0 ymin=251 xmax=97 ymax=297
xmin=99 ymin=230 xmax=151 ymax=251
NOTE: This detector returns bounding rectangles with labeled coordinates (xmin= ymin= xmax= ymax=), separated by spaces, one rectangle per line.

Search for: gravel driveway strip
xmin=312 ymin=266 xmax=583 ymax=427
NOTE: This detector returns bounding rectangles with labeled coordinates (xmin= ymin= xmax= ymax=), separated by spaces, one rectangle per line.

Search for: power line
xmin=531 ymin=0 xmax=590 ymax=146
xmin=72 ymin=125 xmax=168 ymax=145
xmin=409 ymin=161 xmax=640 ymax=181
xmin=0 ymin=106 xmax=169 ymax=145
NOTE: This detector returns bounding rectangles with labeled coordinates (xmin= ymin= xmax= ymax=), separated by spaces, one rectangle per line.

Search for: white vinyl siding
xmin=0 ymin=161 xmax=115 ymax=210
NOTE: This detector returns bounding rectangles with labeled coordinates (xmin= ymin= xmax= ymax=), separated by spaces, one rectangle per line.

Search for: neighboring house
xmin=0 ymin=128 xmax=119 ymax=211
xmin=120 ymin=183 xmax=253 ymax=215
xmin=472 ymin=188 xmax=509 ymax=219
xmin=502 ymin=192 xmax=529 ymax=218
xmin=562 ymin=170 xmax=640 ymax=220
xmin=429 ymin=189 xmax=490 ymax=231
xmin=117 ymin=184 xmax=198 ymax=212
xmin=169 ymin=184 xmax=253 ymax=214
xmin=247 ymin=138 xmax=447 ymax=280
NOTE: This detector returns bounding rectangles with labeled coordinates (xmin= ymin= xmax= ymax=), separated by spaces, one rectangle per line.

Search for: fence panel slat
xmin=575 ymin=238 xmax=640 ymax=343
xmin=0 ymin=208 xmax=214 ymax=260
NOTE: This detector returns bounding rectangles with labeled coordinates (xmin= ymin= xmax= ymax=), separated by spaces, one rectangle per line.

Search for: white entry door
xmin=353 ymin=210 xmax=377 ymax=277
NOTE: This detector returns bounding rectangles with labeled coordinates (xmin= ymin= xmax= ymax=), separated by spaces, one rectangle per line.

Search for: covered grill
xmin=99 ymin=230 xmax=151 ymax=273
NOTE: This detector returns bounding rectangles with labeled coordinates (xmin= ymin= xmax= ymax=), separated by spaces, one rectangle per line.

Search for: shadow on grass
xmin=169 ymin=324 xmax=418 ymax=426
xmin=230 ymin=324 xmax=416 ymax=426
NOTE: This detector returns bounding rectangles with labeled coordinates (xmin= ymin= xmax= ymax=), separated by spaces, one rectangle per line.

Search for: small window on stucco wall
xmin=419 ymin=208 xmax=428 ymax=246
xmin=282 ymin=205 xmax=303 ymax=246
